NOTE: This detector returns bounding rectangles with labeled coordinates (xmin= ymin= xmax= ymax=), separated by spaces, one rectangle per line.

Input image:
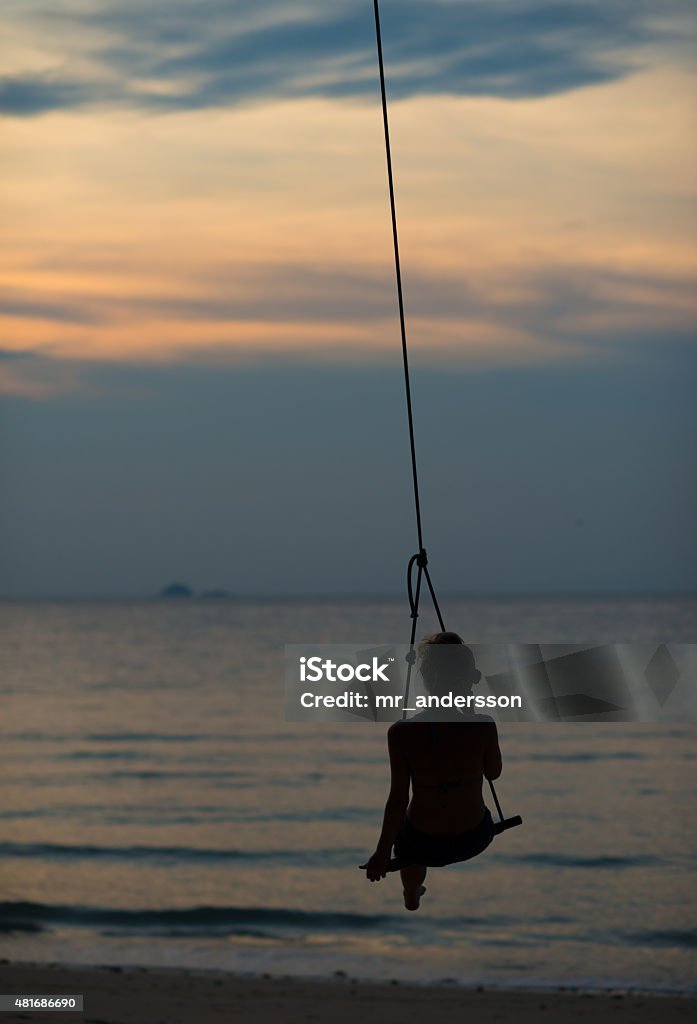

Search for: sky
xmin=1 ymin=0 xmax=696 ymax=598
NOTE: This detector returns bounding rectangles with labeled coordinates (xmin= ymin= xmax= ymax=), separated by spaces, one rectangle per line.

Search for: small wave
xmin=0 ymin=809 xmax=54 ymax=821
xmin=511 ymin=853 xmax=661 ymax=869
xmin=0 ymin=807 xmax=373 ymax=826
xmin=101 ymin=925 xmax=274 ymax=939
xmin=86 ymin=732 xmax=228 ymax=743
xmin=258 ymin=807 xmax=373 ymax=824
xmin=527 ymin=752 xmax=646 ymax=762
xmin=92 ymin=769 xmax=250 ymax=780
xmin=0 ymin=918 xmax=44 ymax=934
xmin=623 ymin=928 xmax=697 ymax=949
xmin=4 ymin=731 xmax=241 ymax=744
xmin=59 ymin=750 xmax=142 ymax=760
xmin=0 ymin=901 xmax=395 ymax=938
xmin=85 ymin=731 xmax=303 ymax=743
xmin=0 ymin=841 xmax=362 ymax=867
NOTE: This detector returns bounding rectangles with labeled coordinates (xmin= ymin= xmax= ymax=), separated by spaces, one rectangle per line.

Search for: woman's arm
xmin=361 ymin=724 xmax=410 ymax=881
xmin=483 ymin=721 xmax=502 ymax=780
xmin=376 ymin=724 xmax=410 ymax=852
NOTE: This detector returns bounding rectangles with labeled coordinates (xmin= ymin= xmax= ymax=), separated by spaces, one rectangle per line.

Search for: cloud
xmin=0 ymin=347 xmax=87 ymax=398
xmin=2 ymin=64 xmax=694 ymax=388
xmin=2 ymin=257 xmax=695 ymax=395
xmin=0 ymin=291 xmax=106 ymax=324
xmin=0 ymin=347 xmax=38 ymax=361
xmin=0 ymin=75 xmax=95 ymax=117
xmin=1 ymin=0 xmax=693 ymax=117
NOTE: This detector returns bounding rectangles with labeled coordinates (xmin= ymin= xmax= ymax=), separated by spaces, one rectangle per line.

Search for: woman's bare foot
xmin=403 ymin=884 xmax=426 ymax=911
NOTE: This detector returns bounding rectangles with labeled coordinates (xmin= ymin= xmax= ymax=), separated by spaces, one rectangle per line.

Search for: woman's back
xmin=395 ymin=717 xmax=500 ymax=834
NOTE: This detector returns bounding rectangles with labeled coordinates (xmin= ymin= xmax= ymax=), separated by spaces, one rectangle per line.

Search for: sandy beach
xmin=0 ymin=962 xmax=693 ymax=1024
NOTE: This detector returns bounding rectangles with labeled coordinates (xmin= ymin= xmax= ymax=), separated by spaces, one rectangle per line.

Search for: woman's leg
xmin=400 ymin=863 xmax=427 ymax=911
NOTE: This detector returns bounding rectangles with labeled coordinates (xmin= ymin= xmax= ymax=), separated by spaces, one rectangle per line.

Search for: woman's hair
xmin=418 ymin=631 xmax=481 ymax=693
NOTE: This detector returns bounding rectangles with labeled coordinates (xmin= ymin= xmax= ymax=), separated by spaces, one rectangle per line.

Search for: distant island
xmin=159 ymin=582 xmax=194 ymax=598
xmin=158 ymin=584 xmax=235 ymax=599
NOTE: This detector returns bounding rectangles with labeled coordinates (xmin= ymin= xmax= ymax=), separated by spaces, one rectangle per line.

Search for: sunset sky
xmin=1 ymin=0 xmax=696 ymax=597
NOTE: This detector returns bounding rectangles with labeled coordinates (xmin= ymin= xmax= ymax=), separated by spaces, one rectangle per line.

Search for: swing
xmin=370 ymin=0 xmax=522 ymax=849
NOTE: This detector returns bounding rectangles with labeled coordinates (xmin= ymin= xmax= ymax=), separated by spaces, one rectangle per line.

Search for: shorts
xmin=392 ymin=808 xmax=495 ymax=868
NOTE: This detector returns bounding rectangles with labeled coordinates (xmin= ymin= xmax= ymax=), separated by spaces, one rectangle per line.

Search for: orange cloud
xmin=1 ymin=67 xmax=696 ymax=392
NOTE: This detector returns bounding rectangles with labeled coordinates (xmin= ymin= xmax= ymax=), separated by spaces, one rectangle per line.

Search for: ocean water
xmin=1 ymin=596 xmax=696 ymax=992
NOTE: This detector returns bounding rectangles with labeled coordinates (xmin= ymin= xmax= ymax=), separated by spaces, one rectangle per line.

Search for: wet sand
xmin=0 ymin=961 xmax=693 ymax=1024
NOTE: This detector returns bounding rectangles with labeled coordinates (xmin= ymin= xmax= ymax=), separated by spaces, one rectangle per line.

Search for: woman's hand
xmin=359 ymin=848 xmax=391 ymax=881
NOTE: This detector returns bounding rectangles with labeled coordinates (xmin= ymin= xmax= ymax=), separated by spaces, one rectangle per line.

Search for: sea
xmin=1 ymin=596 xmax=696 ymax=992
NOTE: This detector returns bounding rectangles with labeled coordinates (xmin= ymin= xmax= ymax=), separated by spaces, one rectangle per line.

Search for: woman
xmin=360 ymin=632 xmax=502 ymax=911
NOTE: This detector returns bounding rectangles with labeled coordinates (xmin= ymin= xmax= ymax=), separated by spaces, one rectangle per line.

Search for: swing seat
xmin=386 ymin=811 xmax=523 ymax=870
xmin=492 ymin=814 xmax=523 ymax=835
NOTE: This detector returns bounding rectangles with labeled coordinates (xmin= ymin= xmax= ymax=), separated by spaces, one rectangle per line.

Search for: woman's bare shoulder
xmin=387 ymin=719 xmax=413 ymax=738
xmin=464 ymin=713 xmax=497 ymax=726
xmin=387 ymin=718 xmax=425 ymax=748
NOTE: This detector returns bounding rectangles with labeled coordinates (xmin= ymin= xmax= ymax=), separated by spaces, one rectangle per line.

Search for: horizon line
xmin=1 ymin=589 xmax=696 ymax=604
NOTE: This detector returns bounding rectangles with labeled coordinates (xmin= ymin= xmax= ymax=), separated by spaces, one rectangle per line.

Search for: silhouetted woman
xmin=361 ymin=632 xmax=502 ymax=910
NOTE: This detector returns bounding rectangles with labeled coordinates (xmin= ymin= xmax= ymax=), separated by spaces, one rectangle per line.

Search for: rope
xmin=372 ymin=0 xmax=444 ymax=715
xmin=372 ymin=0 xmax=425 ymax=557
xmin=370 ymin=2 xmax=511 ymax=830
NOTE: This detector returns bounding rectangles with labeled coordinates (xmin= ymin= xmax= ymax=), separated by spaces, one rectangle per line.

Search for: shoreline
xmin=3 ymin=958 xmax=694 ymax=997
xmin=0 ymin=961 xmax=693 ymax=1024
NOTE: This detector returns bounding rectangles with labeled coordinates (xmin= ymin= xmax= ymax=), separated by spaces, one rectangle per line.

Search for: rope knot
xmin=405 ymin=650 xmax=416 ymax=665
xmin=416 ymin=548 xmax=428 ymax=568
